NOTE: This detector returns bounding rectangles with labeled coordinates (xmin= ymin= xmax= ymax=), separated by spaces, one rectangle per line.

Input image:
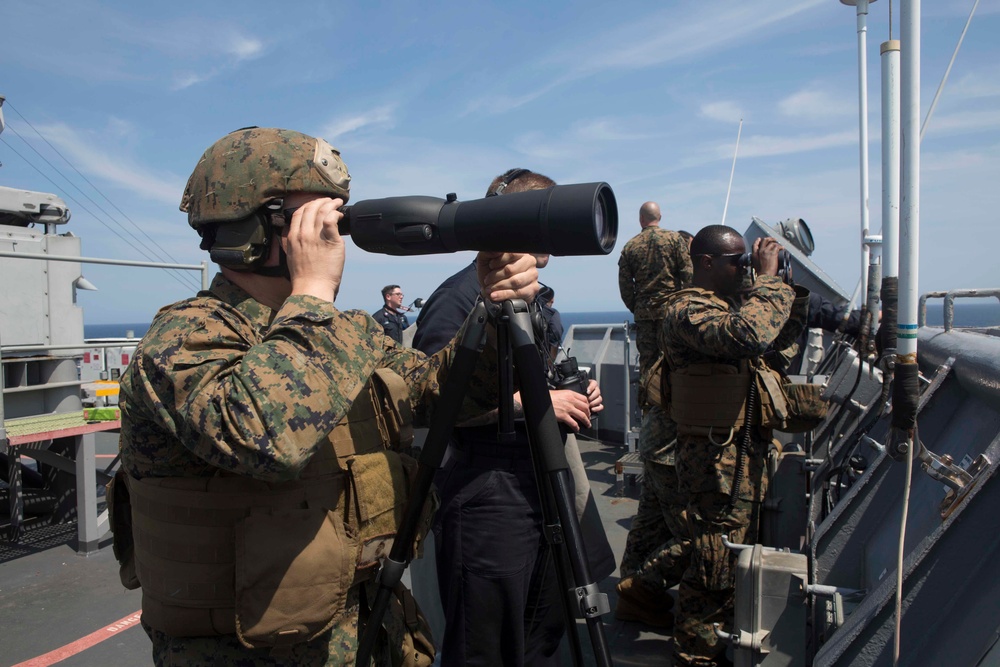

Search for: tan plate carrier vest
xmin=668 ymin=361 xmax=826 ymax=437
xmin=117 ymin=368 xmax=431 ymax=649
xmin=669 ymin=361 xmax=758 ymax=440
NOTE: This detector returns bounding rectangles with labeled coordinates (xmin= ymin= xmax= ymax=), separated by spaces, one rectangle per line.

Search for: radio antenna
xmin=721 ymin=118 xmax=743 ymax=226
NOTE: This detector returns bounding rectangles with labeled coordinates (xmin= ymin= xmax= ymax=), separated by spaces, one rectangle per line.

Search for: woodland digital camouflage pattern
xmin=660 ymin=275 xmax=807 ymax=666
xmin=619 ymin=405 xmax=690 ymax=599
xmin=617 ymin=227 xmax=692 ymax=382
xmin=120 ymin=274 xmax=500 ymax=665
xmin=179 ymin=127 xmax=352 ymax=226
xmin=619 ymin=436 xmax=690 ymax=595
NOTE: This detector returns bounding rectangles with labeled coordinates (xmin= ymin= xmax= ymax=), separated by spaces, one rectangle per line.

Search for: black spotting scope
xmin=338 ymin=182 xmax=618 ymax=256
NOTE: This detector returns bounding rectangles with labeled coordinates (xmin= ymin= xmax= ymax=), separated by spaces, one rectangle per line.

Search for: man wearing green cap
xmin=110 ymin=127 xmax=541 ymax=666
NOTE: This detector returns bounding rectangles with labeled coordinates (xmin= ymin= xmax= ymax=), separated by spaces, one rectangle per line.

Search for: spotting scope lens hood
xmin=340 ymin=182 xmax=618 ymax=256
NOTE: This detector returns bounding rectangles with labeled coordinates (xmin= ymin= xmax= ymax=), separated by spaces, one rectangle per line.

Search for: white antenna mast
xmin=720 ymin=118 xmax=743 ymax=225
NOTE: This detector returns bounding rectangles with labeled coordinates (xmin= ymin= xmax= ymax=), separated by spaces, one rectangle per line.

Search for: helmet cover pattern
xmin=180 ymin=127 xmax=351 ymax=228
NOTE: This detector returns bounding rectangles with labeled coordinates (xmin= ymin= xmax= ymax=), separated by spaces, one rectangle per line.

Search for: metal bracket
xmin=714 ymin=623 xmax=770 ymax=653
xmin=938 ymin=453 xmax=992 ymax=519
xmin=575 ymin=583 xmax=610 ymax=618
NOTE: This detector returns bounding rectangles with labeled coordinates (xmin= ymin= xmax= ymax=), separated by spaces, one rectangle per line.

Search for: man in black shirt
xmin=414 ymin=169 xmax=611 ymax=667
xmin=372 ymin=284 xmax=409 ymax=344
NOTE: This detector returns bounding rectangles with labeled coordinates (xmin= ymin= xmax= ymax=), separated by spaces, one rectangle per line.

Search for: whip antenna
xmin=721 ymin=118 xmax=743 ymax=226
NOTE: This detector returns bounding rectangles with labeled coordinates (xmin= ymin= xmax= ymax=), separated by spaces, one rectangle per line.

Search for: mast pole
xmin=841 ymin=0 xmax=876 ymax=306
xmin=898 ymin=0 xmax=919 ymax=363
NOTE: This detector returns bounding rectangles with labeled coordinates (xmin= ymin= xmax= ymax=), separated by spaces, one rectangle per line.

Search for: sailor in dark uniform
xmin=372 ymin=284 xmax=409 ymax=344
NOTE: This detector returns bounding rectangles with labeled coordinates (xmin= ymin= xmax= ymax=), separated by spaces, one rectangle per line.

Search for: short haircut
xmin=381 ymin=284 xmax=400 ymax=298
xmin=485 ymin=169 xmax=556 ymax=197
xmin=691 ymin=225 xmax=743 ymax=256
xmin=678 ymin=230 xmax=694 ymax=243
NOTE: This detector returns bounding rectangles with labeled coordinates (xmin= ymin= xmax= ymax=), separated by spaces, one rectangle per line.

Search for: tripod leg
xmin=503 ymin=300 xmax=614 ymax=667
xmin=357 ymin=302 xmax=490 ymax=666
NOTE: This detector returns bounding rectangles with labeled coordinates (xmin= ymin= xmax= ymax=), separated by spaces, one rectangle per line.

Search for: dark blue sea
xmin=84 ymin=302 xmax=1000 ymax=339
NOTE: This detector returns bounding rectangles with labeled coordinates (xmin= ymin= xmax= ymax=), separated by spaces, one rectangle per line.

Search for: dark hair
xmin=678 ymin=230 xmax=694 ymax=243
xmin=485 ymin=169 xmax=556 ymax=197
xmin=381 ymin=284 xmax=401 ymax=298
xmin=691 ymin=225 xmax=743 ymax=257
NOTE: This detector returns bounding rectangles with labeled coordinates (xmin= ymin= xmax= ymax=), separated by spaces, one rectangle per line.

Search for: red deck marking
xmin=11 ymin=611 xmax=142 ymax=667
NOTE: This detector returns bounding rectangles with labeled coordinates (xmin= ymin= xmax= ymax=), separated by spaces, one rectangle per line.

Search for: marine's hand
xmin=283 ymin=197 xmax=346 ymax=302
xmin=585 ymin=379 xmax=604 ymax=415
xmin=550 ymin=389 xmax=592 ymax=432
xmin=753 ymin=237 xmax=781 ymax=277
xmin=476 ymin=252 xmax=539 ymax=303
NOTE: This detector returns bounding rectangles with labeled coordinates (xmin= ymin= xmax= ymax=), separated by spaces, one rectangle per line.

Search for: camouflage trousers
xmin=619 ymin=460 xmax=690 ymax=594
xmin=673 ymin=492 xmax=762 ymax=667
xmin=145 ymin=582 xmax=413 ymax=666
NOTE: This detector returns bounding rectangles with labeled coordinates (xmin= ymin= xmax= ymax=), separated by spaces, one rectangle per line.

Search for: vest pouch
xmin=754 ymin=366 xmax=789 ymax=430
xmin=780 ymin=382 xmax=829 ymax=433
xmin=372 ymin=369 xmax=415 ymax=451
xmin=641 ymin=354 xmax=667 ymax=409
xmin=670 ymin=364 xmax=750 ymax=430
xmin=347 ymin=451 xmax=437 ymax=572
xmin=106 ymin=468 xmax=140 ymax=590
xmin=388 ymin=583 xmax=437 ymax=667
xmin=233 ymin=507 xmax=356 ymax=650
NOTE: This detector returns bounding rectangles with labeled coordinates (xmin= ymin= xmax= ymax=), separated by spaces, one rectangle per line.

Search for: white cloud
xmin=700 ymin=101 xmax=744 ymax=124
xmin=561 ymin=0 xmax=826 ymax=75
xmin=318 ymin=106 xmax=397 ymax=141
xmin=734 ymin=130 xmax=857 ymax=159
xmin=172 ymin=72 xmax=208 ymax=90
xmin=948 ymin=69 xmax=1000 ymax=100
xmin=778 ymin=88 xmax=854 ymax=121
xmin=466 ymin=0 xmax=826 ymax=115
xmin=38 ymin=123 xmax=184 ymax=205
xmin=924 ymin=109 xmax=1000 ymax=137
xmin=226 ymin=35 xmax=264 ymax=61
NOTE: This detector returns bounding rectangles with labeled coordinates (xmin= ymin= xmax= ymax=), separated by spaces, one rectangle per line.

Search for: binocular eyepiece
xmin=738 ymin=248 xmax=794 ymax=285
xmin=551 ymin=357 xmax=590 ymax=397
xmin=341 ymin=182 xmax=618 ymax=257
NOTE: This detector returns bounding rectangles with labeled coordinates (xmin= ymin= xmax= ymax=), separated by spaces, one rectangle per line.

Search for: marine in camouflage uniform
xmin=617 ymin=201 xmax=693 ymax=388
xmin=114 ymin=128 xmax=540 ymax=667
xmin=616 ymin=403 xmax=691 ymax=626
xmin=661 ymin=227 xmax=808 ymax=667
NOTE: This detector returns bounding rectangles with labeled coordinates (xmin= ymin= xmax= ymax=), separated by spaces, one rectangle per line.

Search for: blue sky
xmin=1 ymin=0 xmax=997 ymax=324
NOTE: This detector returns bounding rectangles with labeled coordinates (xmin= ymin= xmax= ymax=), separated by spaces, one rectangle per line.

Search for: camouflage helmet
xmin=180 ymin=127 xmax=351 ymax=228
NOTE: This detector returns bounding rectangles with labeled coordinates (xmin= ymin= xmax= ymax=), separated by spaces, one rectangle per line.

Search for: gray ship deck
xmin=0 ymin=432 xmax=673 ymax=666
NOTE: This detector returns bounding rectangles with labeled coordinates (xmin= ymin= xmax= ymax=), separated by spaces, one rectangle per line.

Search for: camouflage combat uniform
xmin=661 ymin=275 xmax=807 ymax=666
xmin=617 ymin=227 xmax=693 ymax=386
xmin=618 ymin=404 xmax=690 ymax=596
xmin=120 ymin=274 xmax=499 ymax=666
xmin=618 ymin=232 xmax=692 ymax=604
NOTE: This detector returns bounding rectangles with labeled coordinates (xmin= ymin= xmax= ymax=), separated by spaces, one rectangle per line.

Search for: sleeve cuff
xmin=273 ymin=294 xmax=338 ymax=325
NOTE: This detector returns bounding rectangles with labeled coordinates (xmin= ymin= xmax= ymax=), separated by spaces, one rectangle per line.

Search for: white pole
xmin=852 ymin=0 xmax=873 ymax=304
xmin=921 ymin=0 xmax=980 ymax=142
xmin=899 ymin=0 xmax=920 ymax=361
xmin=721 ymin=118 xmax=743 ymax=226
xmin=881 ymin=40 xmax=901 ymax=279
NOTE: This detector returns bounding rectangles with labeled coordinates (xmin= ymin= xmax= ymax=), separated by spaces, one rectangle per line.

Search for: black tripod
xmin=357 ymin=299 xmax=613 ymax=666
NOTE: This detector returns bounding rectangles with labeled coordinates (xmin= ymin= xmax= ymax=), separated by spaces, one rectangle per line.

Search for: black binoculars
xmin=739 ymin=248 xmax=794 ymax=285
xmin=550 ymin=357 xmax=590 ymax=397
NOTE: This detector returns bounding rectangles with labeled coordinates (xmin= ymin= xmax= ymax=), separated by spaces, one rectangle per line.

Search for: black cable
xmin=729 ymin=377 xmax=759 ymax=508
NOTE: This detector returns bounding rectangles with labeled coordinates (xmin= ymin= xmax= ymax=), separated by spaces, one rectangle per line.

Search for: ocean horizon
xmin=84 ymin=302 xmax=1000 ymax=340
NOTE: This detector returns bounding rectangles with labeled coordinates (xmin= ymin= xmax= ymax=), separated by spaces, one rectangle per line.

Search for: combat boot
xmin=614 ymin=576 xmax=674 ymax=628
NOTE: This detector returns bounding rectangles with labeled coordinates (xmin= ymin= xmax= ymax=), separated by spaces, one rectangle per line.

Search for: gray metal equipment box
xmin=729 ymin=544 xmax=809 ymax=667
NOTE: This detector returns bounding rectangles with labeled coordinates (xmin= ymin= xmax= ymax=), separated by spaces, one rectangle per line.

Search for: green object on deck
xmin=83 ymin=407 xmax=121 ymax=422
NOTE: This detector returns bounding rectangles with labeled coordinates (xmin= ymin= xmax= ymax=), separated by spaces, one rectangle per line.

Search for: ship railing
xmin=0 ymin=252 xmax=207 ymax=553
xmin=918 ymin=288 xmax=1000 ymax=331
